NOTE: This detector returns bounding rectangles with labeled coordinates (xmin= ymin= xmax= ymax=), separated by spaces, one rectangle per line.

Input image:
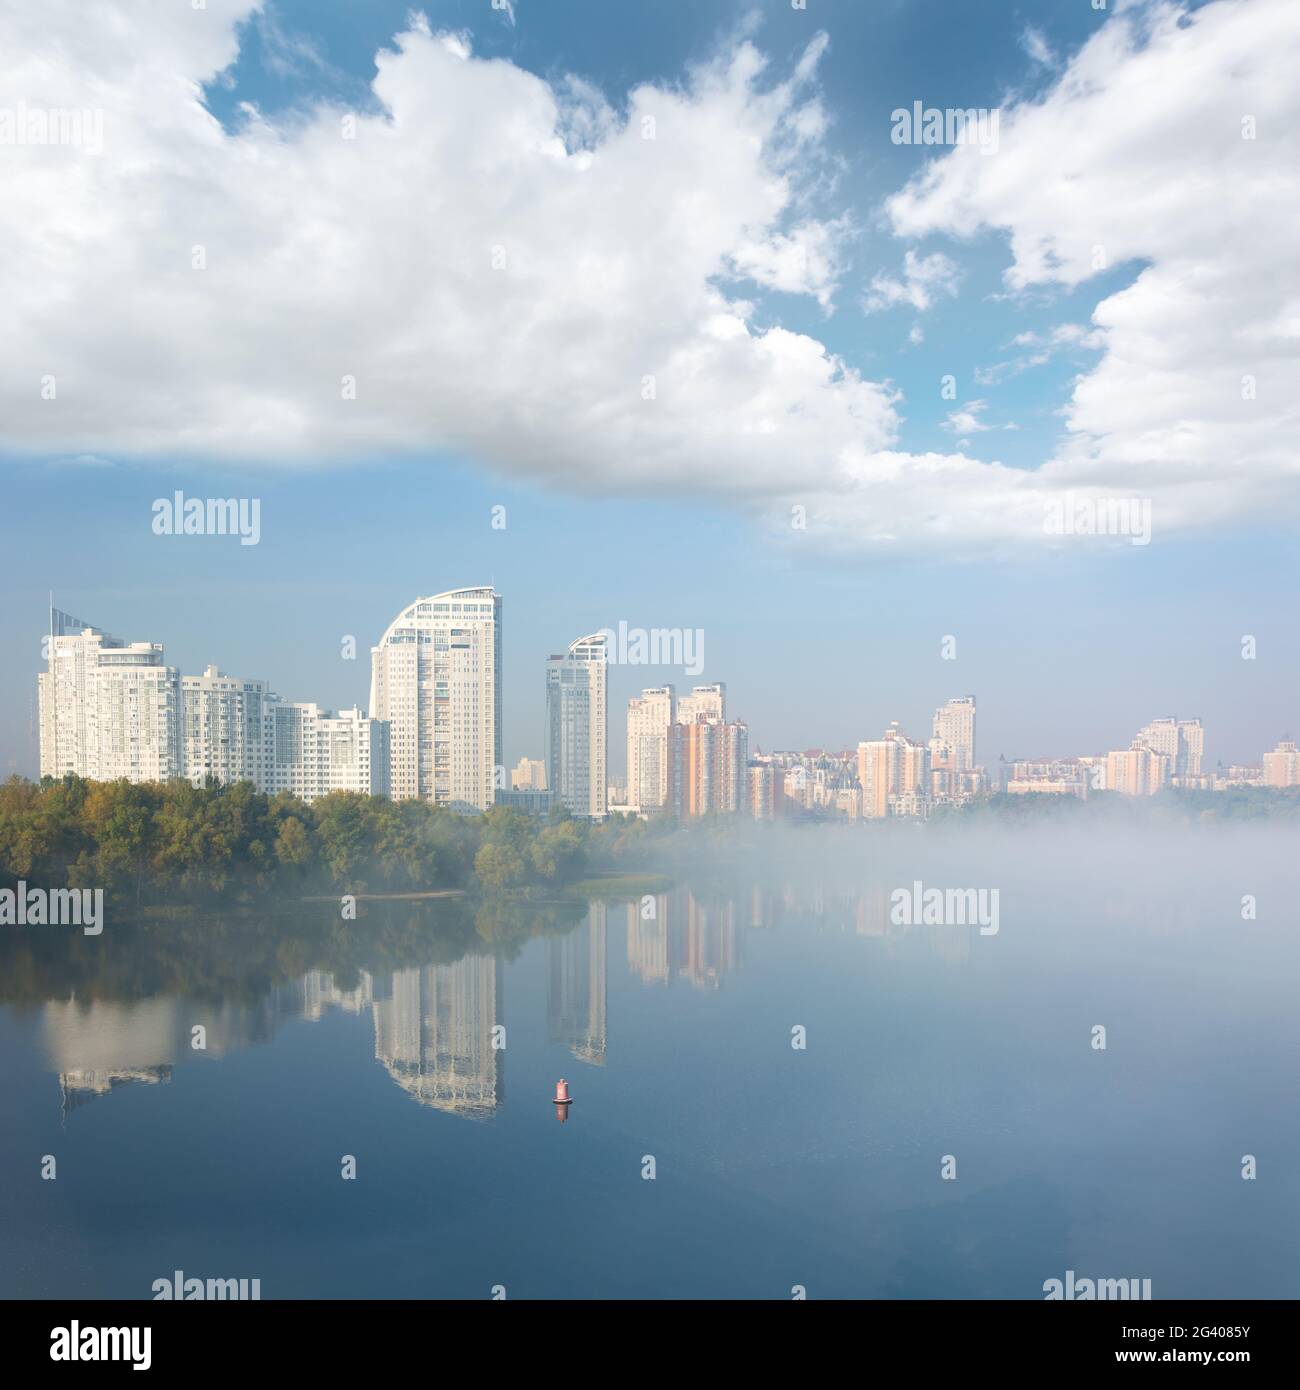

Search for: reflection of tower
xmin=626 ymin=896 xmax=670 ymax=985
xmin=371 ymin=955 xmax=504 ymax=1118
xmin=682 ymin=892 xmax=738 ymax=992
xmin=547 ymin=905 xmax=607 ymax=1066
xmin=626 ymin=889 xmax=739 ymax=990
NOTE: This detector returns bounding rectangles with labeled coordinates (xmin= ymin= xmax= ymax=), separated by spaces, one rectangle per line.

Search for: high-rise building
xmin=626 ymin=685 xmax=675 ymax=812
xmin=369 ymin=588 xmax=502 ymax=812
xmin=546 ymin=632 xmax=607 ymax=818
xmin=931 ymin=696 xmax=976 ymax=772
xmin=677 ymin=683 xmax=726 ymax=725
xmin=1136 ymin=717 xmax=1204 ymax=777
xmin=180 ymin=666 xmax=275 ymax=789
xmin=857 ymin=722 xmax=929 ymax=818
xmin=39 ymin=622 xmax=182 ymax=782
xmin=718 ymin=720 xmax=749 ymax=813
xmin=668 ymin=717 xmax=748 ymax=817
xmin=266 ymin=703 xmax=390 ymax=801
xmin=1178 ymin=720 xmax=1205 ymax=776
xmin=1263 ymin=739 xmax=1300 ymax=788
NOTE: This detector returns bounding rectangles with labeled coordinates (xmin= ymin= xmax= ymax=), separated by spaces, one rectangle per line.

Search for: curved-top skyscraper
xmin=369 ymin=588 xmax=502 ymax=812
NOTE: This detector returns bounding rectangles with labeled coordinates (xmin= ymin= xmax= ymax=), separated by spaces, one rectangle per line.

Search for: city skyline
xmin=3 ymin=0 xmax=1299 ymax=785
xmin=27 ymin=596 xmax=1300 ymax=815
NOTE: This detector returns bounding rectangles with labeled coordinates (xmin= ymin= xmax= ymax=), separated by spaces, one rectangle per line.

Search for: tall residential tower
xmin=626 ymin=686 xmax=675 ymax=813
xmin=39 ymin=621 xmax=181 ymax=783
xmin=546 ymin=632 xmax=608 ymax=818
xmin=369 ymin=588 xmax=502 ymax=812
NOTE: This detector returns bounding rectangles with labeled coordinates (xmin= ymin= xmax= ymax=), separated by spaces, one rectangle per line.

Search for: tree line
xmin=0 ymin=775 xmax=680 ymax=904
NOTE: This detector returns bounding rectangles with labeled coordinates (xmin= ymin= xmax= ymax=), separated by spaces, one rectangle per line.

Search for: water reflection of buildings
xmin=548 ymin=904 xmax=607 ymax=1066
xmin=626 ymin=888 xmax=740 ymax=992
xmin=41 ymin=954 xmax=508 ymax=1122
xmin=42 ymin=994 xmax=294 ymax=1116
xmin=40 ymin=883 xmax=975 ymax=1123
xmin=59 ymin=1065 xmax=171 ymax=1114
xmin=624 ymin=882 xmax=975 ymax=990
xmin=371 ymin=956 xmax=504 ymax=1119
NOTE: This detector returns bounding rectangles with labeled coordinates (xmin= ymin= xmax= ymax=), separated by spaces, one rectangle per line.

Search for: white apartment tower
xmin=39 ymin=623 xmax=181 ymax=782
xmin=931 ymin=696 xmax=976 ymax=772
xmin=369 ymin=589 xmax=502 ymax=812
xmin=546 ymin=633 xmax=608 ymax=818
xmin=626 ymin=685 xmax=676 ymax=812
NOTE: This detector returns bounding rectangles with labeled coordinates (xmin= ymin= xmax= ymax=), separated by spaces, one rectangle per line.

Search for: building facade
xmin=180 ymin=666 xmax=275 ymax=789
xmin=668 ymin=717 xmax=748 ymax=817
xmin=1263 ymin=739 xmax=1300 ymax=787
xmin=266 ymin=704 xmax=390 ymax=801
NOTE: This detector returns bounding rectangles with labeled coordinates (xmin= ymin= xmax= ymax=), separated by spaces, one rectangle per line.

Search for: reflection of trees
xmin=0 ymin=897 xmax=578 ymax=1009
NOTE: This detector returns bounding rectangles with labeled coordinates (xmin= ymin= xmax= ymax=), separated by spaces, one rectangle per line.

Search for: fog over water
xmin=1 ymin=821 xmax=1296 ymax=1299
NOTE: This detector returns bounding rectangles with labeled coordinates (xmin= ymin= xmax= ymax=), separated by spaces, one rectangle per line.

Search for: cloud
xmin=730 ymin=217 xmax=851 ymax=311
xmin=886 ymin=0 xmax=1300 ymax=539
xmin=942 ymin=401 xmax=992 ymax=435
xmin=1019 ymin=27 xmax=1056 ymax=70
xmin=862 ymin=249 xmax=961 ymax=314
xmin=0 ymin=2 xmax=892 ymax=499
xmin=975 ymin=322 xmax=1104 ymax=385
xmin=2 ymin=0 xmax=1298 ymax=559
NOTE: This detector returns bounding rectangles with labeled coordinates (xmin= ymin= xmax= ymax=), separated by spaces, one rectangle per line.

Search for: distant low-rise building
xmin=511 ymin=757 xmax=547 ymax=791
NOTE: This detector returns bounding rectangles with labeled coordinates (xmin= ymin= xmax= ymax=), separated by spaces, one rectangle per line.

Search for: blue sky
xmin=2 ymin=0 xmax=1296 ymax=775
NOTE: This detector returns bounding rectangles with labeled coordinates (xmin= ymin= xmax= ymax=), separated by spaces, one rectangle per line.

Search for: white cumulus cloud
xmin=2 ymin=0 xmax=1298 ymax=558
xmin=885 ymin=0 xmax=1300 ymax=540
